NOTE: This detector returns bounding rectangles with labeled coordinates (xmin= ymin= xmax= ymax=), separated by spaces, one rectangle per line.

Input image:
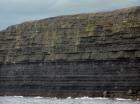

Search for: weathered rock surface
xmin=0 ymin=6 xmax=140 ymax=98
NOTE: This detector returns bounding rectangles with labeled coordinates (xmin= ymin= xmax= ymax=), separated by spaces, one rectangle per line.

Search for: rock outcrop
xmin=0 ymin=6 xmax=140 ymax=98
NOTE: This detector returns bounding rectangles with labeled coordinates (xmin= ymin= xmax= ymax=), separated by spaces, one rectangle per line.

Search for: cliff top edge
xmin=1 ymin=5 xmax=140 ymax=31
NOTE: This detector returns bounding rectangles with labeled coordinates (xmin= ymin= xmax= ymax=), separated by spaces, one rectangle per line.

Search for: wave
xmin=1 ymin=96 xmax=139 ymax=101
xmin=13 ymin=96 xmax=23 ymax=98
xmin=115 ymin=98 xmax=132 ymax=101
xmin=34 ymin=96 xmax=43 ymax=99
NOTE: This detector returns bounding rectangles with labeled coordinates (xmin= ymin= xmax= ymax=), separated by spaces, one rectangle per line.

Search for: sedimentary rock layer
xmin=0 ymin=6 xmax=140 ymax=98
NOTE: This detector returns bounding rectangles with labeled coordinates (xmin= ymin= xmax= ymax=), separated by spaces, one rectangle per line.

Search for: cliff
xmin=0 ymin=6 xmax=140 ymax=98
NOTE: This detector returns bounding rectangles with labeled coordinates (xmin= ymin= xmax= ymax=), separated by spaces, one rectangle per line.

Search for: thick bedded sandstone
xmin=0 ymin=6 xmax=140 ymax=98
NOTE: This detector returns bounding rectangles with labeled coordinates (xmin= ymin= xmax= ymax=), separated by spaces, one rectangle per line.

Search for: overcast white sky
xmin=0 ymin=0 xmax=140 ymax=30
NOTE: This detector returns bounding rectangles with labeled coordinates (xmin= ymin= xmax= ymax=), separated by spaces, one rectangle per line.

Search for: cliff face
xmin=0 ymin=6 xmax=140 ymax=98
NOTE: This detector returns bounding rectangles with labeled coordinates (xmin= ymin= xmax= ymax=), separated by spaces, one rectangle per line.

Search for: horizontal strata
xmin=0 ymin=6 xmax=140 ymax=63
xmin=0 ymin=6 xmax=140 ymax=98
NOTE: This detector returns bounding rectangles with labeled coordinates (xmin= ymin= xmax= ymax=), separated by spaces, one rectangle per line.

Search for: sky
xmin=0 ymin=0 xmax=140 ymax=30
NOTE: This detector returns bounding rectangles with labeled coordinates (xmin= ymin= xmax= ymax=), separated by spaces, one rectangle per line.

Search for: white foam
xmin=13 ymin=96 xmax=23 ymax=98
xmin=75 ymin=96 xmax=94 ymax=100
xmin=115 ymin=98 xmax=132 ymax=101
xmin=92 ymin=97 xmax=109 ymax=100
xmin=0 ymin=96 xmax=139 ymax=104
xmin=66 ymin=97 xmax=72 ymax=99
xmin=34 ymin=96 xmax=43 ymax=99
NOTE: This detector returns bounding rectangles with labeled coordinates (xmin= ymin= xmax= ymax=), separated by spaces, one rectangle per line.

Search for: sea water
xmin=0 ymin=96 xmax=140 ymax=104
